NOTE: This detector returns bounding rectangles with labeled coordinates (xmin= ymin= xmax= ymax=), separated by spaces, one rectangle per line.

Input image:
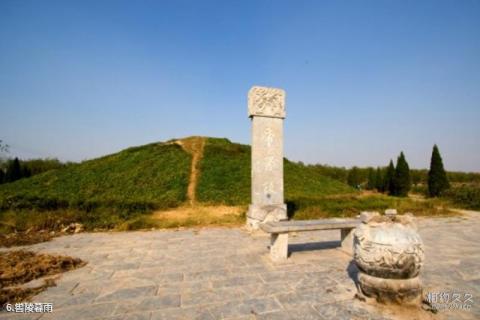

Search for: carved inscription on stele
xmin=263 ymin=127 xmax=275 ymax=147
xmin=248 ymin=86 xmax=286 ymax=118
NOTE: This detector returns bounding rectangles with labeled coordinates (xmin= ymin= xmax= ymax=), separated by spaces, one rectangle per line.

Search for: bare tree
xmin=0 ymin=140 xmax=9 ymax=153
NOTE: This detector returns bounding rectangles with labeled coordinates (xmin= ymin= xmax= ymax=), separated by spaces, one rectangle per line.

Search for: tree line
xmin=0 ymin=157 xmax=67 ymax=184
xmin=307 ymin=145 xmax=453 ymax=197
xmin=347 ymin=151 xmax=413 ymax=196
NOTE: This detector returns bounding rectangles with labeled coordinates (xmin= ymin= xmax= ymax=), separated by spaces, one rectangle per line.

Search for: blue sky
xmin=1 ymin=0 xmax=479 ymax=171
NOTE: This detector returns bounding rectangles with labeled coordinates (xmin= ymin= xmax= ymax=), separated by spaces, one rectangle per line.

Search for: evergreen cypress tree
xmin=347 ymin=166 xmax=361 ymax=188
xmin=384 ymin=160 xmax=396 ymax=195
xmin=393 ymin=152 xmax=411 ymax=197
xmin=21 ymin=163 xmax=31 ymax=178
xmin=375 ymin=167 xmax=384 ymax=192
xmin=366 ymin=168 xmax=376 ymax=190
xmin=428 ymin=145 xmax=450 ymax=197
xmin=5 ymin=158 xmax=22 ymax=182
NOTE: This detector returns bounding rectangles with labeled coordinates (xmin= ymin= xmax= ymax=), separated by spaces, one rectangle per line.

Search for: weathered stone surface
xmin=52 ymin=292 xmax=98 ymax=309
xmin=211 ymin=275 xmax=262 ymax=288
xmin=207 ymin=297 xmax=282 ymax=318
xmin=4 ymin=211 xmax=478 ymax=320
xmin=359 ymin=211 xmax=380 ymax=223
xmin=384 ymin=208 xmax=398 ymax=217
xmin=95 ymin=285 xmax=156 ymax=302
xmin=136 ymin=294 xmax=181 ymax=311
xmin=312 ymin=301 xmax=376 ymax=320
xmin=247 ymin=86 xmax=287 ymax=230
xmin=354 ymin=215 xmax=424 ymax=279
xmin=256 ymin=305 xmax=322 ymax=320
xmin=260 ymin=218 xmax=359 ymax=233
xmin=181 ymin=288 xmax=246 ymax=307
xmin=261 ymin=218 xmax=359 ymax=260
xmin=40 ymin=302 xmax=117 ymax=320
xmin=270 ymin=233 xmax=288 ymax=261
xmin=105 ymin=312 xmax=151 ymax=320
xmin=111 ymin=294 xmax=180 ymax=315
xmin=248 ymin=86 xmax=285 ymax=119
xmin=0 ymin=313 xmax=43 ymax=320
xmin=151 ymin=306 xmax=215 ymax=320
xmin=358 ymin=272 xmax=423 ymax=304
xmin=340 ymin=228 xmax=354 ymax=255
xmin=354 ymin=213 xmax=425 ymax=304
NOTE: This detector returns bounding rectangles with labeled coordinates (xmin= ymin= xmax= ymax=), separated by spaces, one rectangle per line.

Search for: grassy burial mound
xmin=196 ymin=137 xmax=355 ymax=205
xmin=0 ymin=137 xmax=453 ymax=235
xmin=0 ymin=142 xmax=191 ymax=211
xmin=196 ymin=138 xmax=451 ymax=220
xmin=0 ymin=142 xmax=191 ymax=231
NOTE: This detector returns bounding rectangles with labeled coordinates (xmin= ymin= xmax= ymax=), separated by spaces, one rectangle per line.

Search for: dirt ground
xmin=0 ymin=250 xmax=85 ymax=306
xmin=0 ymin=232 xmax=54 ymax=248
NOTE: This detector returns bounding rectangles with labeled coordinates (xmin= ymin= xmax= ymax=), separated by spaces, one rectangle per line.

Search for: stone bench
xmin=260 ymin=218 xmax=360 ymax=261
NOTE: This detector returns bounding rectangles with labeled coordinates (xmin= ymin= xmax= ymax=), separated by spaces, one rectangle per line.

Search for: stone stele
xmin=246 ymin=86 xmax=287 ymax=230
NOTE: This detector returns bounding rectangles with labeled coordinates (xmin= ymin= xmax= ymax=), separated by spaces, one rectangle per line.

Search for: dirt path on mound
xmin=175 ymin=137 xmax=205 ymax=205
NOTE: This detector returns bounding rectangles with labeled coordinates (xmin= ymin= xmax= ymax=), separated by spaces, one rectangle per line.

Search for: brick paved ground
xmin=1 ymin=211 xmax=479 ymax=320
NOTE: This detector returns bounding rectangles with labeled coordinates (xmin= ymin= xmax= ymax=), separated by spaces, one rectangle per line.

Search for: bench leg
xmin=340 ymin=228 xmax=354 ymax=255
xmin=270 ymin=233 xmax=288 ymax=261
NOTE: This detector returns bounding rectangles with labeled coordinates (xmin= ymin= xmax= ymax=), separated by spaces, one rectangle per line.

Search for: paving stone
xmin=312 ymin=302 xmax=363 ymax=320
xmin=40 ymin=302 xmax=117 ymax=320
xmin=0 ymin=312 xmax=43 ymax=320
xmin=104 ymin=312 xmax=151 ymax=320
xmin=320 ymin=300 xmax=392 ymax=320
xmin=112 ymin=294 xmax=180 ymax=315
xmin=207 ymin=297 xmax=282 ymax=319
xmin=47 ymin=292 xmax=98 ymax=309
xmin=184 ymin=269 xmax=230 ymax=281
xmin=258 ymin=271 xmax=305 ymax=284
xmin=111 ymin=268 xmax=164 ymax=279
xmin=136 ymin=294 xmax=181 ymax=311
xmin=181 ymin=288 xmax=246 ymax=307
xmin=35 ymin=280 xmax=79 ymax=296
xmin=109 ymin=277 xmax=157 ymax=289
xmin=5 ymin=214 xmax=479 ymax=320
xmin=254 ymin=311 xmax=290 ymax=320
xmin=150 ymin=306 xmax=214 ymax=320
xmin=256 ymin=305 xmax=324 ymax=320
xmin=284 ymin=305 xmax=326 ymax=320
xmin=290 ymin=273 xmax=338 ymax=291
xmin=238 ymin=283 xmax=293 ymax=298
xmin=211 ymin=275 xmax=264 ymax=289
xmin=275 ymin=288 xmax=338 ymax=308
xmin=95 ymin=285 xmax=157 ymax=302
xmin=101 ymin=263 xmax=141 ymax=271
xmin=157 ymin=280 xmax=212 ymax=295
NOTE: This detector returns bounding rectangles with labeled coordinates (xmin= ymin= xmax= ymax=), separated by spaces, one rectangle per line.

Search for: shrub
xmin=443 ymin=185 xmax=480 ymax=210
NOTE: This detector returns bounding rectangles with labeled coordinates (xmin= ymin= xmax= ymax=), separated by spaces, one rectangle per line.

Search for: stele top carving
xmin=248 ymin=86 xmax=286 ymax=118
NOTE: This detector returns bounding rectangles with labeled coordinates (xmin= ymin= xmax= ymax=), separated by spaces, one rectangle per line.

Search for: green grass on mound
xmin=196 ymin=138 xmax=452 ymax=219
xmin=0 ymin=137 xmax=455 ymax=235
xmin=0 ymin=143 xmax=191 ymax=216
xmin=196 ymin=138 xmax=251 ymax=205
xmin=284 ymin=161 xmax=354 ymax=200
xmin=196 ymin=138 xmax=355 ymax=206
